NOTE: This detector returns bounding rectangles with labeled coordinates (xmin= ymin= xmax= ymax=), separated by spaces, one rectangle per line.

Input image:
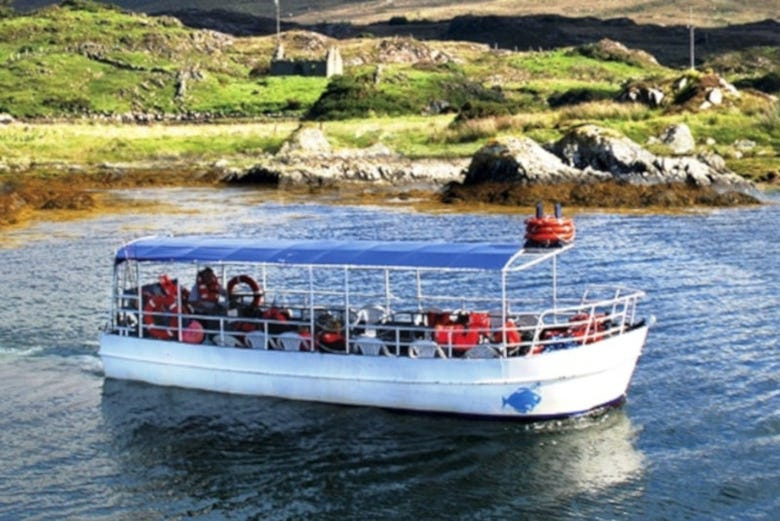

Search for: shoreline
xmin=0 ymin=169 xmax=773 ymax=236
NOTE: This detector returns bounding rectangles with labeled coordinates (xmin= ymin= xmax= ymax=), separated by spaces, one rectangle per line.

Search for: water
xmin=1 ymin=188 xmax=778 ymax=520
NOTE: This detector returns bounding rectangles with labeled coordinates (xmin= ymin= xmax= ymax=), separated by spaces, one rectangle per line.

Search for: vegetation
xmin=0 ymin=1 xmax=778 ymax=226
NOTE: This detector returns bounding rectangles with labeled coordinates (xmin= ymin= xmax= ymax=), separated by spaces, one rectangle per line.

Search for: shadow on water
xmin=101 ymin=380 xmax=646 ymax=520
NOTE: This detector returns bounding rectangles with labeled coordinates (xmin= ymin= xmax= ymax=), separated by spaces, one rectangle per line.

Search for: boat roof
xmin=114 ymin=236 xmax=566 ymax=271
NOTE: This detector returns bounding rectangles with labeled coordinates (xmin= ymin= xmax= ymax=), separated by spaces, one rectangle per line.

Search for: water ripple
xmin=1 ymin=190 xmax=779 ymax=520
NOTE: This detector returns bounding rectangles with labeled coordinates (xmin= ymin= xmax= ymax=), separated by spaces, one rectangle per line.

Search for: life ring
xmin=143 ymin=294 xmax=180 ymax=340
xmin=227 ymin=274 xmax=263 ymax=308
xmin=525 ymin=216 xmax=576 ymax=246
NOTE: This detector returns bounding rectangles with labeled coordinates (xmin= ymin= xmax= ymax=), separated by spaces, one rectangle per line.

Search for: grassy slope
xmin=0 ymin=2 xmax=777 ymax=181
xmin=0 ymin=3 xmax=328 ymax=118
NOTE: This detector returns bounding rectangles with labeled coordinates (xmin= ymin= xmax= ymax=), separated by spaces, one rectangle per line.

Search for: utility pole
xmin=275 ymin=0 xmax=281 ymax=46
xmin=688 ymin=8 xmax=695 ymax=70
xmin=272 ymin=0 xmax=283 ymax=60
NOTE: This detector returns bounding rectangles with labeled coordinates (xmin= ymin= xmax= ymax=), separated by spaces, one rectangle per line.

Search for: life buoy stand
xmin=227 ymin=275 xmax=263 ymax=308
xmin=524 ymin=202 xmax=576 ymax=247
xmin=143 ymin=294 xmax=181 ymax=340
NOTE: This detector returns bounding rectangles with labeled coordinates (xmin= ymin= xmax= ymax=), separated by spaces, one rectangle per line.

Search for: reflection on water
xmin=100 ymin=379 xmax=644 ymax=520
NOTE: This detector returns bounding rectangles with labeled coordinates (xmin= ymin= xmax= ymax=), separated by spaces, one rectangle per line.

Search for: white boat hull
xmin=99 ymin=325 xmax=647 ymax=419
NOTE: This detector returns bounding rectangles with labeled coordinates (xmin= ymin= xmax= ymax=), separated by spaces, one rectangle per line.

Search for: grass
xmin=0 ymin=121 xmax=300 ymax=165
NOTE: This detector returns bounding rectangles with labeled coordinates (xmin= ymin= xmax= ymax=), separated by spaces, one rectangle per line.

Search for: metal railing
xmin=110 ymin=285 xmax=646 ymax=359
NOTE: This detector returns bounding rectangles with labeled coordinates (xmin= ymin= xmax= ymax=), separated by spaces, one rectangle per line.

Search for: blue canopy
xmin=114 ymin=236 xmax=527 ymax=271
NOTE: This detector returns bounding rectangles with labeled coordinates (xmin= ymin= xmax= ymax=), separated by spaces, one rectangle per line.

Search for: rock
xmin=0 ymin=113 xmax=14 ymax=124
xmin=574 ymin=38 xmax=659 ymax=67
xmin=733 ymin=139 xmax=756 ymax=151
xmin=375 ymin=37 xmax=454 ymax=64
xmin=548 ymin=124 xmax=752 ymax=189
xmin=647 ymin=88 xmax=665 ymax=107
xmin=660 ymin=123 xmax=695 ymax=155
xmin=707 ymin=88 xmax=723 ymax=105
xmin=227 ymin=154 xmax=466 ymax=187
xmin=425 ymin=100 xmax=454 ymax=115
xmin=549 ymin=125 xmax=664 ymax=184
xmin=616 ymin=84 xmax=666 ymax=107
xmin=212 ymin=159 xmax=230 ymax=169
xmin=697 ymin=151 xmax=727 ymax=171
xmin=463 ymin=137 xmax=596 ymax=185
xmin=277 ymin=126 xmax=332 ymax=157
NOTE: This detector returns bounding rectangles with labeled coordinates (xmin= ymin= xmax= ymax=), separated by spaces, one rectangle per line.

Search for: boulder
xmin=277 ymin=126 xmax=332 ymax=157
xmin=647 ymin=88 xmax=665 ymax=107
xmin=660 ymin=123 xmax=695 ymax=155
xmin=549 ymin=125 xmax=664 ymax=184
xmin=463 ymin=137 xmax=599 ymax=185
xmin=707 ymin=88 xmax=724 ymax=106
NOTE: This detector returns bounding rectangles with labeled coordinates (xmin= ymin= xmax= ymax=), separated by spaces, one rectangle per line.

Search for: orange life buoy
xmin=143 ymin=294 xmax=180 ymax=340
xmin=227 ymin=274 xmax=263 ymax=308
xmin=525 ymin=216 xmax=576 ymax=246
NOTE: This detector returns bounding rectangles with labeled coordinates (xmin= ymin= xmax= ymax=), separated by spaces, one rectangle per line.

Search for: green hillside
xmin=0 ymin=1 xmax=777 ymax=182
xmin=0 ymin=1 xmax=327 ymax=117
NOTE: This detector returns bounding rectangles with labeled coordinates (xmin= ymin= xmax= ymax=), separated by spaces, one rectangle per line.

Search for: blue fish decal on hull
xmin=502 ymin=385 xmax=542 ymax=413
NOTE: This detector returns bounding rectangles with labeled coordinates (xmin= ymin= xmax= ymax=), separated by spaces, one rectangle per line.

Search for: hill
xmin=10 ymin=1 xmax=780 ymax=67
xmin=0 ymin=2 xmax=777 ymax=183
xmin=11 ymin=0 xmax=780 ymax=27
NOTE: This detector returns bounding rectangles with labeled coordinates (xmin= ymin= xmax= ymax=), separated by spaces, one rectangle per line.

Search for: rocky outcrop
xmin=374 ymin=37 xmax=455 ymax=64
xmin=227 ymin=156 xmax=467 ymax=187
xmin=463 ymin=137 xmax=608 ymax=185
xmin=617 ymin=73 xmax=741 ymax=111
xmin=225 ymin=126 xmax=466 ymax=187
xmin=574 ymin=38 xmax=659 ymax=68
xmin=224 ymin=124 xmax=752 ymax=192
xmin=550 ymin=125 xmax=661 ymax=183
xmin=465 ymin=125 xmax=752 ymax=190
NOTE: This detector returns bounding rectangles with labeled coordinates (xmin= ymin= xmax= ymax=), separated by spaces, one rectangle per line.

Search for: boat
xmin=98 ymin=205 xmax=651 ymax=419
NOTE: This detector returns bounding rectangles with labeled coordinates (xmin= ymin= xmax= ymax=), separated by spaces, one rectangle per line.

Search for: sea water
xmin=0 ymin=188 xmax=777 ymax=520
